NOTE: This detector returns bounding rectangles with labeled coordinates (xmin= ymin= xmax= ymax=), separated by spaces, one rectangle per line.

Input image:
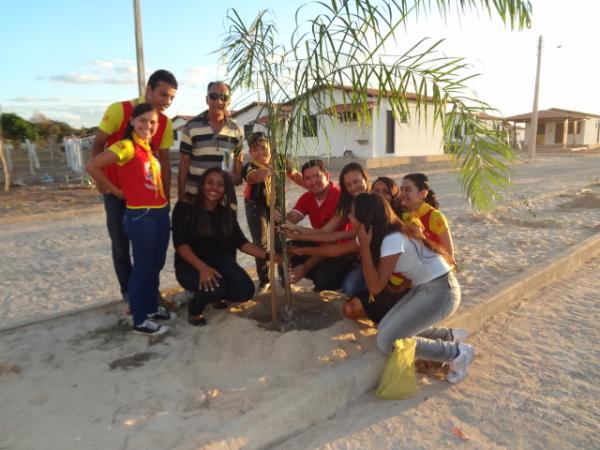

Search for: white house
xmin=169 ymin=115 xmax=195 ymax=152
xmin=230 ymin=86 xmax=445 ymax=162
xmin=505 ymin=108 xmax=600 ymax=149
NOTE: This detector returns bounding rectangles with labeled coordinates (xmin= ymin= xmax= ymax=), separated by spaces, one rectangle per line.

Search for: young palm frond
xmin=220 ymin=0 xmax=532 ymax=324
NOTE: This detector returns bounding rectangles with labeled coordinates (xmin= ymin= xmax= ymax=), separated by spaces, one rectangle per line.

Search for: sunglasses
xmin=208 ymin=92 xmax=230 ymax=102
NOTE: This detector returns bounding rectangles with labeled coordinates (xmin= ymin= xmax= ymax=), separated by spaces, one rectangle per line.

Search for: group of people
xmin=86 ymin=69 xmax=475 ymax=384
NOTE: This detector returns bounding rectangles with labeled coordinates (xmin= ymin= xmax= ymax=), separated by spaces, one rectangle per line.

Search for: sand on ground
xmin=0 ymin=154 xmax=599 ymax=449
xmin=278 ymin=257 xmax=600 ymax=450
xmin=1 ymin=155 xmax=600 ymax=328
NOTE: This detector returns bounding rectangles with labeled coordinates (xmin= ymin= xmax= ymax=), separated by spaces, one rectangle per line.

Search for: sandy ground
xmin=1 ymin=155 xmax=599 ymax=328
xmin=278 ymin=257 xmax=600 ymax=450
xmin=0 ymin=154 xmax=599 ymax=449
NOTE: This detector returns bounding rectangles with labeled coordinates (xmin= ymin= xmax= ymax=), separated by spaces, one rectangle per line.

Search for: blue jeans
xmin=342 ymin=265 xmax=367 ymax=297
xmin=103 ymin=194 xmax=131 ymax=296
xmin=376 ymin=272 xmax=461 ymax=362
xmin=123 ymin=206 xmax=170 ymax=326
xmin=175 ymin=254 xmax=255 ymax=316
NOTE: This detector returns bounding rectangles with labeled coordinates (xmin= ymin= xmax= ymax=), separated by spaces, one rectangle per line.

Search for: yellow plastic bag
xmin=376 ymin=338 xmax=417 ymax=400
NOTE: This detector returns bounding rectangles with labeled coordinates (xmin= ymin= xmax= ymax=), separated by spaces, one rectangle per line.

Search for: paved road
xmin=278 ymin=257 xmax=600 ymax=449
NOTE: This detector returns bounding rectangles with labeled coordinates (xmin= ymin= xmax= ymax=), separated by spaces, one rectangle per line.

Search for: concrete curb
xmin=3 ymin=233 xmax=600 ymax=448
xmin=206 ymin=231 xmax=600 ymax=449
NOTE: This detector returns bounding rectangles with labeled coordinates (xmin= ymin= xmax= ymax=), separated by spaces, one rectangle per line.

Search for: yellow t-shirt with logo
xmin=98 ymin=97 xmax=174 ymax=150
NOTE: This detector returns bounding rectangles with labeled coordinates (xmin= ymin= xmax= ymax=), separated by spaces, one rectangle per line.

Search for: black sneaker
xmin=147 ymin=306 xmax=177 ymax=321
xmin=132 ymin=319 xmax=169 ymax=336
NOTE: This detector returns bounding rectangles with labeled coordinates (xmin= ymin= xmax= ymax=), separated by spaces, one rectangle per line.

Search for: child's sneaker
xmin=451 ymin=328 xmax=469 ymax=343
xmin=132 ymin=319 xmax=169 ymax=336
xmin=147 ymin=306 xmax=176 ymax=321
xmin=447 ymin=343 xmax=475 ymax=384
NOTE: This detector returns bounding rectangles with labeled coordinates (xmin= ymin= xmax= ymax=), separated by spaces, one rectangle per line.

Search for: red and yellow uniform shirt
xmin=99 ymin=97 xmax=173 ymax=187
xmin=401 ymin=202 xmax=449 ymax=245
xmin=108 ymin=134 xmax=167 ymax=209
xmin=389 ymin=203 xmax=449 ymax=287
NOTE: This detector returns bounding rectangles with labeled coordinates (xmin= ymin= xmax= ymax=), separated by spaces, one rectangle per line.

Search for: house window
xmin=385 ymin=111 xmax=395 ymax=154
xmin=337 ymin=111 xmax=358 ymax=122
xmin=576 ymin=121 xmax=582 ymax=134
xmin=302 ymin=115 xmax=317 ymax=137
xmin=536 ymin=123 xmax=545 ymax=135
xmin=244 ymin=123 xmax=254 ymax=137
xmin=454 ymin=124 xmax=463 ymax=139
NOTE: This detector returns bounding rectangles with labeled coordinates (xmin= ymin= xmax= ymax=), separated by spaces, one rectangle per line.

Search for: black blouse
xmin=172 ymin=201 xmax=248 ymax=266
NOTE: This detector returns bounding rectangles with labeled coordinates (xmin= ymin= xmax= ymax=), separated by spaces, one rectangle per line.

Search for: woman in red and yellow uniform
xmin=400 ymin=173 xmax=455 ymax=265
xmin=87 ymin=103 xmax=174 ymax=336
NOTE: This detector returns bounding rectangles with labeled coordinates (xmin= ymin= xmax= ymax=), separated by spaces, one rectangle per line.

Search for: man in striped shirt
xmin=177 ymin=81 xmax=244 ymax=201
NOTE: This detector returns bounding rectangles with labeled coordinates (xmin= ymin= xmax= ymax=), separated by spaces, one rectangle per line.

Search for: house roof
xmin=319 ymin=101 xmax=376 ymax=115
xmin=231 ymin=85 xmax=435 ymax=119
xmin=505 ymin=108 xmax=600 ymax=122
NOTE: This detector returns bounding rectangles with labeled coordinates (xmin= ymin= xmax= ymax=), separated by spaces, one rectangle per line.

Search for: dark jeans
xmin=245 ymin=200 xmax=270 ymax=284
xmin=286 ymin=241 xmax=359 ymax=292
xmin=123 ymin=206 xmax=170 ymax=326
xmin=103 ymin=194 xmax=131 ymax=296
xmin=175 ymin=254 xmax=255 ymax=316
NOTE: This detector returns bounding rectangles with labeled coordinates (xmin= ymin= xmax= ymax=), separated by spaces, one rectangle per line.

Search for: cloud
xmin=115 ymin=65 xmax=137 ymax=74
xmin=44 ymin=59 xmax=137 ymax=85
xmin=181 ymin=64 xmax=224 ymax=87
xmin=48 ymin=73 xmax=101 ymax=84
xmin=6 ymin=96 xmax=65 ymax=102
xmin=89 ymin=60 xmax=114 ymax=69
xmin=45 ymin=72 xmax=135 ymax=85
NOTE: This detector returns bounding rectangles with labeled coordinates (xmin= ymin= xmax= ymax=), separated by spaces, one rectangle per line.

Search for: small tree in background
xmin=1 ymin=113 xmax=37 ymax=150
xmin=221 ymin=0 xmax=532 ymax=327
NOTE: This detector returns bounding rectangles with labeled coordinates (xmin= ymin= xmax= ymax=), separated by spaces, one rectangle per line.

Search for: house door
xmin=536 ymin=123 xmax=545 ymax=145
xmin=554 ymin=123 xmax=563 ymax=144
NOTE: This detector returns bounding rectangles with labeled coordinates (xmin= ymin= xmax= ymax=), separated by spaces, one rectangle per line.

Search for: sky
xmin=1 ymin=0 xmax=599 ymax=128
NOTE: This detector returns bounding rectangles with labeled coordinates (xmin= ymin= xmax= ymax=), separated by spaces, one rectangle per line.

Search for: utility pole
xmin=528 ymin=35 xmax=542 ymax=159
xmin=133 ymin=0 xmax=146 ymax=97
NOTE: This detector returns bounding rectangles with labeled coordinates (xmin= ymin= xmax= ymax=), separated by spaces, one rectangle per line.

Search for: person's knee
xmin=342 ymin=301 xmax=362 ymax=320
xmin=376 ymin=329 xmax=394 ymax=354
xmin=231 ymin=281 xmax=255 ymax=302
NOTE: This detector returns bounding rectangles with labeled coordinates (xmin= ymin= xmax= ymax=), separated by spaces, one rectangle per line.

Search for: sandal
xmin=212 ymin=299 xmax=228 ymax=310
xmin=188 ymin=314 xmax=207 ymax=326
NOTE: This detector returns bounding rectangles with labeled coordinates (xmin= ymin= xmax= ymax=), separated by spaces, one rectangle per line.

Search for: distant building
xmin=505 ymin=108 xmax=600 ymax=150
xmin=169 ymin=115 xmax=195 ymax=151
xmin=230 ymin=85 xmax=445 ymax=162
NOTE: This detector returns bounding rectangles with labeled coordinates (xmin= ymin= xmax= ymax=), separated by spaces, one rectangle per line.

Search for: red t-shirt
xmin=291 ymin=182 xmax=350 ymax=231
xmin=108 ymin=136 xmax=167 ymax=209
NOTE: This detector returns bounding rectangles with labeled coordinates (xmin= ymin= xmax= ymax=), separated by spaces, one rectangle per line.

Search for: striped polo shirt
xmin=179 ymin=110 xmax=244 ymax=195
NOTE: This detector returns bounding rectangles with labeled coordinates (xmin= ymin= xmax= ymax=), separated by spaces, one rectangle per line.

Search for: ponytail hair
xmin=403 ymin=173 xmax=439 ymax=209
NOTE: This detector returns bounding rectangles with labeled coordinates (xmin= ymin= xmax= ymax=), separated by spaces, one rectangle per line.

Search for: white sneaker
xmin=447 ymin=343 xmax=475 ymax=384
xmin=451 ymin=328 xmax=469 ymax=343
xmin=133 ymin=319 xmax=169 ymax=336
xmin=147 ymin=306 xmax=177 ymax=321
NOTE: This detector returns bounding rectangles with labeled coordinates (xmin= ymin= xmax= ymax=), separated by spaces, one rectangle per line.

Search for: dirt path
xmin=277 ymin=257 xmax=600 ymax=449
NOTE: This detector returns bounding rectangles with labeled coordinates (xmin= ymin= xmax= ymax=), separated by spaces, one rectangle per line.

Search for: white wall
xmin=372 ymin=100 xmax=443 ymax=157
xmin=582 ymin=119 xmax=600 ymax=145
xmin=233 ymin=89 xmax=444 ymax=159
